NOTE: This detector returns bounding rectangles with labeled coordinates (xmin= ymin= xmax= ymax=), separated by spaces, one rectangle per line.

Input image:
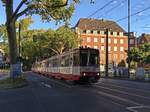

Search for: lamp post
xmin=128 ymin=0 xmax=131 ymax=78
xmin=105 ymin=28 xmax=109 ymax=77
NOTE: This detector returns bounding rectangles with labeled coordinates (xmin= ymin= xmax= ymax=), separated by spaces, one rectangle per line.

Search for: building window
xmin=114 ymin=54 xmax=117 ymax=61
xmin=130 ymin=39 xmax=134 ymax=44
xmin=113 ymin=32 xmax=117 ymax=37
xmin=87 ymin=30 xmax=90 ymax=34
xmin=114 ymin=46 xmax=117 ymax=51
xmin=100 ymin=31 xmax=104 ymax=35
xmin=93 ymin=30 xmax=97 ymax=34
xmin=101 ymin=38 xmax=105 ymax=43
xmin=120 ymin=32 xmax=124 ymax=37
xmin=101 ymin=46 xmax=104 ymax=51
xmin=101 ymin=54 xmax=105 ymax=62
xmin=120 ymin=39 xmax=124 ymax=44
xmin=120 ymin=54 xmax=124 ymax=60
xmin=83 ymin=30 xmax=86 ymax=34
xmin=109 ymin=54 xmax=112 ymax=62
xmin=108 ymin=46 xmax=111 ymax=51
xmin=120 ymin=47 xmax=124 ymax=52
xmin=87 ymin=37 xmax=91 ymax=42
xmin=114 ymin=39 xmax=117 ymax=44
xmin=94 ymin=46 xmax=98 ymax=49
xmin=108 ymin=38 xmax=111 ymax=44
xmin=94 ymin=37 xmax=98 ymax=42
xmin=87 ymin=45 xmax=91 ymax=48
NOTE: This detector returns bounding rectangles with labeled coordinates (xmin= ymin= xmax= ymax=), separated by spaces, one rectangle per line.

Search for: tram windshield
xmin=80 ymin=50 xmax=99 ymax=66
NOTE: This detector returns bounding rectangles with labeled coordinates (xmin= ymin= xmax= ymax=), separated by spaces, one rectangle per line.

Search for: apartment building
xmin=74 ymin=18 xmax=128 ymax=68
xmin=137 ymin=33 xmax=150 ymax=46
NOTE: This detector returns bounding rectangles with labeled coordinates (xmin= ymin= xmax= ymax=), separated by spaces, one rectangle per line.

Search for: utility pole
xmin=128 ymin=0 xmax=130 ymax=78
xmin=105 ymin=28 xmax=109 ymax=77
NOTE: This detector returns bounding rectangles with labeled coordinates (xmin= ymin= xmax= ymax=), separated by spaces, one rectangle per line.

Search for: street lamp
xmin=128 ymin=0 xmax=131 ymax=78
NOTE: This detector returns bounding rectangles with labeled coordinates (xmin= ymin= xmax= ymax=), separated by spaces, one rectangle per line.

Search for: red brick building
xmin=74 ymin=18 xmax=128 ymax=68
xmin=129 ymin=32 xmax=137 ymax=49
xmin=137 ymin=33 xmax=150 ymax=46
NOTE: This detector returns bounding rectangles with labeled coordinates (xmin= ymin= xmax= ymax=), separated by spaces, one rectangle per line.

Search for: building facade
xmin=137 ymin=33 xmax=150 ymax=46
xmin=74 ymin=18 xmax=128 ymax=68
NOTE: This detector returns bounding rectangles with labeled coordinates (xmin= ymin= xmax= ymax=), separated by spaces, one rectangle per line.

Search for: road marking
xmin=97 ymin=81 xmax=150 ymax=93
xmin=94 ymin=85 xmax=150 ymax=101
xmin=97 ymin=91 xmax=142 ymax=106
xmin=38 ymin=74 xmax=72 ymax=88
xmin=126 ymin=105 xmax=150 ymax=112
xmin=41 ymin=82 xmax=52 ymax=88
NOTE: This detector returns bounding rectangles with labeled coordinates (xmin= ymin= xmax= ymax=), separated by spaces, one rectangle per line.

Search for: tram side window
xmin=65 ymin=56 xmax=70 ymax=67
xmin=61 ymin=56 xmax=65 ymax=67
xmin=53 ymin=58 xmax=59 ymax=67
xmin=73 ymin=53 xmax=79 ymax=66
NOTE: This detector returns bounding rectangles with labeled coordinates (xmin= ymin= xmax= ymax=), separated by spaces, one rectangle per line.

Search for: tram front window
xmin=80 ymin=52 xmax=88 ymax=66
xmin=89 ymin=53 xmax=99 ymax=66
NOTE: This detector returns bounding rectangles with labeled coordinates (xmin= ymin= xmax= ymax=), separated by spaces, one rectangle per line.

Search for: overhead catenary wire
xmin=87 ymin=0 xmax=116 ymax=18
xmin=98 ymin=0 xmax=127 ymax=18
xmin=99 ymin=5 xmax=150 ymax=30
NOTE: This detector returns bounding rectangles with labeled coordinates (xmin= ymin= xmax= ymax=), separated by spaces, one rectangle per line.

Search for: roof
xmin=138 ymin=33 xmax=150 ymax=43
xmin=75 ymin=18 xmax=126 ymax=32
xmin=144 ymin=34 xmax=150 ymax=42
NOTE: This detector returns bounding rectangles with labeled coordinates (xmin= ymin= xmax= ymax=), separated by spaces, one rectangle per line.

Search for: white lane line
xmin=39 ymin=75 xmax=72 ymax=88
xmin=97 ymin=91 xmax=142 ymax=106
xmin=126 ymin=105 xmax=150 ymax=112
xmin=94 ymin=85 xmax=150 ymax=101
xmin=97 ymin=81 xmax=150 ymax=93
xmin=41 ymin=82 xmax=52 ymax=88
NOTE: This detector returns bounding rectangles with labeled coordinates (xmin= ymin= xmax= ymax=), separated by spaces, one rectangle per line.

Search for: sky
xmin=0 ymin=0 xmax=150 ymax=36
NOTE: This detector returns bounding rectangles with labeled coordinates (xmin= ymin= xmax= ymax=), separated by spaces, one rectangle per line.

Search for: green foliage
xmin=20 ymin=26 xmax=79 ymax=70
xmin=22 ymin=0 xmax=80 ymax=23
xmin=16 ymin=16 xmax=33 ymax=31
xmin=129 ymin=43 xmax=150 ymax=67
xmin=49 ymin=25 xmax=80 ymax=54
xmin=118 ymin=60 xmax=126 ymax=67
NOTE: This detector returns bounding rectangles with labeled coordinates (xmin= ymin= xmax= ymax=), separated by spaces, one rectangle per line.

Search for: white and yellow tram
xmin=32 ymin=47 xmax=100 ymax=83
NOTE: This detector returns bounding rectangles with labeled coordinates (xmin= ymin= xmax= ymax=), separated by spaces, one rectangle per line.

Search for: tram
xmin=32 ymin=47 xmax=100 ymax=83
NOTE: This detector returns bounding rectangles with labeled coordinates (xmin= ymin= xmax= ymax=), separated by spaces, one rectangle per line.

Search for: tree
xmin=128 ymin=43 xmax=150 ymax=68
xmin=118 ymin=60 xmax=126 ymax=67
xmin=49 ymin=25 xmax=80 ymax=54
xmin=0 ymin=17 xmax=34 ymax=63
xmin=0 ymin=0 xmax=80 ymax=77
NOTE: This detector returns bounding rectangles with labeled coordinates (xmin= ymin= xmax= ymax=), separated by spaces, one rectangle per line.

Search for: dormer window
xmin=113 ymin=32 xmax=117 ymax=37
xmin=83 ymin=30 xmax=86 ymax=34
xmin=87 ymin=30 xmax=90 ymax=34
xmin=100 ymin=31 xmax=104 ymax=35
xmin=93 ymin=30 xmax=97 ymax=34
xmin=120 ymin=32 xmax=123 ymax=37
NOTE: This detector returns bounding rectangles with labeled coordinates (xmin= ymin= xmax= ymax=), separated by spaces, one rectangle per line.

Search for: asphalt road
xmin=0 ymin=72 xmax=150 ymax=112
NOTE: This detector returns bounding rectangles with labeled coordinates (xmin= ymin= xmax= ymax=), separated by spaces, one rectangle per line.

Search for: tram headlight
xmin=83 ymin=73 xmax=86 ymax=76
xmin=97 ymin=73 xmax=100 ymax=76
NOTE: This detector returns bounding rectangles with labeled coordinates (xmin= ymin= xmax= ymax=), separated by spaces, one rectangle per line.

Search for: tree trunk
xmin=6 ymin=20 xmax=18 ymax=77
xmin=5 ymin=0 xmax=18 ymax=77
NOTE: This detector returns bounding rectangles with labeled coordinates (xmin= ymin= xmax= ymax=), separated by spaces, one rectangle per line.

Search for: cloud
xmin=112 ymin=0 xmax=117 ymax=4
